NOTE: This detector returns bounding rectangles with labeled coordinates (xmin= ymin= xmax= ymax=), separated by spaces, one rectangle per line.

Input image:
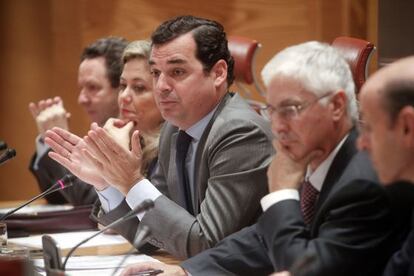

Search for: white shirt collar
xmin=183 ymin=105 xmax=218 ymax=142
xmin=306 ymin=133 xmax=349 ymax=192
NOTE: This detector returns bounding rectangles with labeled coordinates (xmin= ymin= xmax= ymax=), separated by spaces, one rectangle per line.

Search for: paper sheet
xmin=0 ymin=204 xmax=73 ymax=215
xmin=33 ymin=253 xmax=159 ymax=270
xmin=9 ymin=230 xmax=128 ymax=249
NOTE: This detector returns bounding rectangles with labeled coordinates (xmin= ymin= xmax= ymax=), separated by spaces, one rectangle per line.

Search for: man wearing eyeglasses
xmin=121 ymin=42 xmax=408 ymax=276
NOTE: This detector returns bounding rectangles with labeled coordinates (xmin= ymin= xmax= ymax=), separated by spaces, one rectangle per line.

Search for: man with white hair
xmin=121 ymin=41 xmax=408 ymax=276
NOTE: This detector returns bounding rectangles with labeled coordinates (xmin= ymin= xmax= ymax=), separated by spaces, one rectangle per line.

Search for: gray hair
xmin=261 ymin=41 xmax=358 ymax=122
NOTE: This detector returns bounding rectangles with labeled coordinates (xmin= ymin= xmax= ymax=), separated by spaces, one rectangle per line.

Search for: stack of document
xmin=9 ymin=231 xmax=159 ymax=275
xmin=33 ymin=254 xmax=159 ymax=275
xmin=9 ymin=230 xmax=132 ymax=257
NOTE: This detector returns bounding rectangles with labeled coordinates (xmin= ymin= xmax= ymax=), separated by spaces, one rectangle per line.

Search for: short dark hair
xmin=80 ymin=37 xmax=128 ymax=88
xmin=382 ymin=80 xmax=414 ymax=123
xmin=151 ymin=15 xmax=234 ymax=86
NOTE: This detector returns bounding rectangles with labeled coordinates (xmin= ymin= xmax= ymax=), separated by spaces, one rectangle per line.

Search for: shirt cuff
xmin=33 ymin=135 xmax=50 ymax=170
xmin=260 ymin=189 xmax=299 ymax=211
xmin=126 ymin=179 xmax=162 ymax=220
xmin=97 ymin=186 xmax=125 ymax=213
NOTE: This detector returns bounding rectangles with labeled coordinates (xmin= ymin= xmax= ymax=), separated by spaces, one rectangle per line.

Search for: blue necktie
xmin=175 ymin=130 xmax=194 ymax=215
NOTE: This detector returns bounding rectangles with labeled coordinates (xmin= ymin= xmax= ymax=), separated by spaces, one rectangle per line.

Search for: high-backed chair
xmin=331 ymin=36 xmax=376 ymax=95
xmin=228 ymin=35 xmax=376 ymax=104
xmin=228 ymin=35 xmax=266 ymax=112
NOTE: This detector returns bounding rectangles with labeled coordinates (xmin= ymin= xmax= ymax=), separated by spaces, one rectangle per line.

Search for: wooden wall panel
xmin=0 ymin=0 xmax=373 ymax=200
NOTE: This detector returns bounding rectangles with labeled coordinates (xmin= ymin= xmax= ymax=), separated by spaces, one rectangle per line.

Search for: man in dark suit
xmin=121 ymin=42 xmax=408 ymax=276
xmin=357 ymin=56 xmax=414 ymax=276
xmin=45 ymin=15 xmax=273 ymax=258
xmin=29 ymin=37 xmax=127 ymax=205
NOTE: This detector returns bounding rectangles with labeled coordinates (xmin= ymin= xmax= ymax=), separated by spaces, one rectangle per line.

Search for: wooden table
xmin=0 ymin=200 xmax=181 ymax=265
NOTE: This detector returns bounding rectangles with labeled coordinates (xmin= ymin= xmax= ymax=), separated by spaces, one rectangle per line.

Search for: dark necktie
xmin=175 ymin=130 xmax=194 ymax=214
xmin=300 ymin=180 xmax=319 ymax=225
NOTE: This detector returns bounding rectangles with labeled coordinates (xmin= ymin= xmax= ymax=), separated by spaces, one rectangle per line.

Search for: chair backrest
xmin=228 ymin=35 xmax=375 ymax=105
xmin=228 ymin=35 xmax=265 ymax=98
xmin=331 ymin=36 xmax=376 ymax=95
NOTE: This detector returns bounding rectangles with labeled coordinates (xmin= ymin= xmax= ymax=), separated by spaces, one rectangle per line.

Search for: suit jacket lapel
xmin=192 ymin=93 xmax=233 ymax=214
xmin=312 ymin=128 xmax=358 ymax=225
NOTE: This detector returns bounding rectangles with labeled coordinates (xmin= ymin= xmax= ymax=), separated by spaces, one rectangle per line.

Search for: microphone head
xmin=0 ymin=148 xmax=16 ymax=166
xmin=56 ymin=175 xmax=76 ymax=190
xmin=0 ymin=141 xmax=7 ymax=151
xmin=62 ymin=174 xmax=76 ymax=183
xmin=134 ymin=199 xmax=154 ymax=212
xmin=5 ymin=148 xmax=16 ymax=158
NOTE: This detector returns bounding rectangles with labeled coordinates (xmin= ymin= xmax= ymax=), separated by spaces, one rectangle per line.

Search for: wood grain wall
xmin=0 ymin=0 xmax=376 ymax=200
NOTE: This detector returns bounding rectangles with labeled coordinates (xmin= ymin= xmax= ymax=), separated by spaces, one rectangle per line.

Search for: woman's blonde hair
xmin=122 ymin=40 xmax=151 ymax=64
xmin=122 ymin=40 xmax=162 ymax=176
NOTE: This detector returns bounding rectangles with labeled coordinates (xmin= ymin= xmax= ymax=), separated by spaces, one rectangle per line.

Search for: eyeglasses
xmin=260 ymin=92 xmax=333 ymax=121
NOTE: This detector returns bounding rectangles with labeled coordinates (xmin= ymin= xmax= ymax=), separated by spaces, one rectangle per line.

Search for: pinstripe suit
xmin=94 ymin=92 xmax=274 ymax=258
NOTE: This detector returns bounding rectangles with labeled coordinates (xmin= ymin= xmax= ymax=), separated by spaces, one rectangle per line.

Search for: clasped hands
xmin=29 ymin=96 xmax=70 ymax=139
xmin=44 ymin=118 xmax=144 ymax=195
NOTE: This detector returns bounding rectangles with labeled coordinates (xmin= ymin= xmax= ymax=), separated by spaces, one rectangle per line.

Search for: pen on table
xmin=131 ymin=269 xmax=163 ymax=276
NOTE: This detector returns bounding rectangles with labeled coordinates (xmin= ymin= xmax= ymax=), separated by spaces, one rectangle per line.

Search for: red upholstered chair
xmin=228 ymin=35 xmax=375 ymax=103
xmin=331 ymin=36 xmax=376 ymax=95
xmin=228 ymin=35 xmax=266 ymax=112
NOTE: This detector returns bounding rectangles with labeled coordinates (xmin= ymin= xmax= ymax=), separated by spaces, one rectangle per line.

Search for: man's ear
xmin=211 ymin=59 xmax=228 ymax=87
xmin=330 ymin=91 xmax=347 ymax=121
xmin=398 ymin=106 xmax=414 ymax=147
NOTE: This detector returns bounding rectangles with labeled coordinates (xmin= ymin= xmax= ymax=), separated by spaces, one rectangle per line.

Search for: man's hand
xmin=29 ymin=97 xmax=70 ymax=138
xmin=83 ymin=124 xmax=144 ymax=195
xmin=121 ymin=262 xmax=187 ymax=276
xmin=44 ymin=127 xmax=109 ymax=190
xmin=267 ymin=140 xmax=323 ymax=192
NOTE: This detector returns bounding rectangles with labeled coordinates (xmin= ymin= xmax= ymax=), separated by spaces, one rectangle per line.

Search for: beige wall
xmin=0 ymin=0 xmax=376 ymax=200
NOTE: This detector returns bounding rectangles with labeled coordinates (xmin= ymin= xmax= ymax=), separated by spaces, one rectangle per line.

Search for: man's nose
xmin=78 ymin=90 xmax=90 ymax=105
xmin=155 ymin=73 xmax=172 ymax=96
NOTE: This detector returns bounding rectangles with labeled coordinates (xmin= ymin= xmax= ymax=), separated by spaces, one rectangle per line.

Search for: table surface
xmin=0 ymin=200 xmax=181 ymax=265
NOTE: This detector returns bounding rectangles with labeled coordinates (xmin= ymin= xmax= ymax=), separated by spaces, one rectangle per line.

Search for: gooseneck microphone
xmin=61 ymin=199 xmax=154 ymax=270
xmin=0 ymin=148 xmax=16 ymax=166
xmin=0 ymin=174 xmax=75 ymax=221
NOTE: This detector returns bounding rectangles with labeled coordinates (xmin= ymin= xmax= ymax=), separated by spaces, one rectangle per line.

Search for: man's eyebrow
xmin=167 ymin=58 xmax=187 ymax=64
xmin=278 ymin=98 xmax=301 ymax=106
xmin=148 ymin=58 xmax=187 ymax=66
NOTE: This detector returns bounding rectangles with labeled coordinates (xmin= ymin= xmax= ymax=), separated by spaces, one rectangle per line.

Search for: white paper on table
xmin=0 ymin=204 xmax=73 ymax=215
xmin=9 ymin=231 xmax=128 ymax=249
xmin=33 ymin=254 xmax=159 ymax=270
xmin=37 ymin=268 xmax=139 ymax=276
